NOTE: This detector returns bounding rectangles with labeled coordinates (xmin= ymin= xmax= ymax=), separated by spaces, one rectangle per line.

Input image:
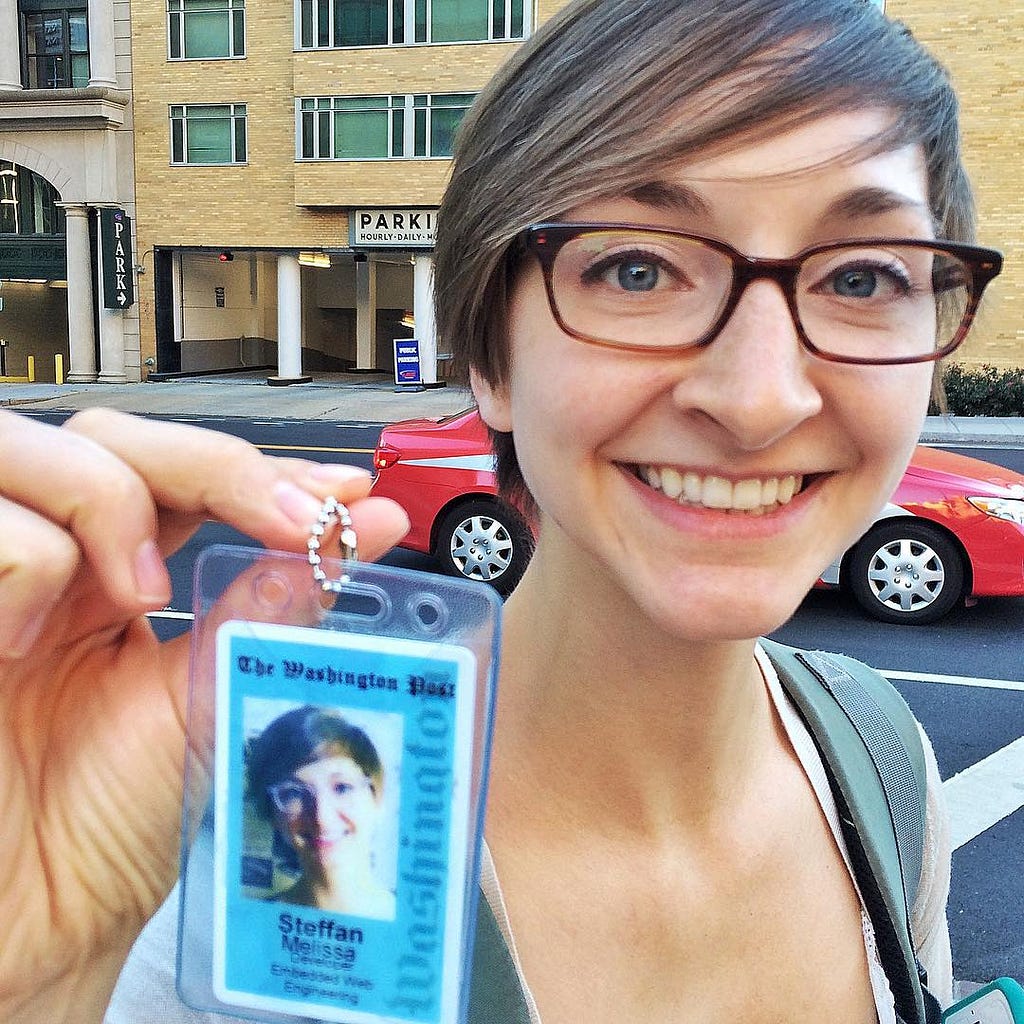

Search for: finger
xmin=0 ymin=409 xmax=169 ymax=612
xmin=65 ymin=410 xmax=410 ymax=563
xmin=0 ymin=494 xmax=83 ymax=659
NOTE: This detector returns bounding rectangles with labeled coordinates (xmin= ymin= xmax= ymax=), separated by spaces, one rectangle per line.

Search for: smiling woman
xmin=245 ymin=705 xmax=396 ymax=920
xmin=429 ymin=1 xmax=999 ymax=1022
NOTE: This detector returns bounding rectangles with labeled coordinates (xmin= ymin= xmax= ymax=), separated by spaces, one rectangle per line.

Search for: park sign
xmin=351 ymin=208 xmax=437 ymax=248
xmin=100 ymin=208 xmax=135 ymax=310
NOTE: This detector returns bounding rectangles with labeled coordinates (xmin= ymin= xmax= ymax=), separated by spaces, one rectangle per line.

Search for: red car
xmin=371 ymin=408 xmax=1024 ymax=624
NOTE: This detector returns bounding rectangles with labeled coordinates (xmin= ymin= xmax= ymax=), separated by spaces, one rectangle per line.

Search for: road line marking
xmin=256 ymin=443 xmax=374 ymax=454
xmin=944 ymin=736 xmax=1024 ymax=850
xmin=881 ymin=669 xmax=1024 ymax=691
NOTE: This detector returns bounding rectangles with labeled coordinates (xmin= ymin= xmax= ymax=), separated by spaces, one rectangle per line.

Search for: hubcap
xmin=866 ymin=537 xmax=945 ymax=613
xmin=450 ymin=514 xmax=514 ymax=581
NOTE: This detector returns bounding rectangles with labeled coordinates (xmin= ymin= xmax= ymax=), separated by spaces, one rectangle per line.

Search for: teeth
xmin=702 ymin=476 xmax=733 ymax=509
xmin=660 ymin=467 xmax=684 ymax=499
xmin=636 ymin=465 xmax=805 ymax=513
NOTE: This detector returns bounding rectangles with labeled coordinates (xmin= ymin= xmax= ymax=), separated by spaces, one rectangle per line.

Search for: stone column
xmin=268 ymin=253 xmax=310 ymax=384
xmin=0 ymin=2 xmax=22 ymax=91
xmin=62 ymin=204 xmax=98 ymax=383
xmin=354 ymin=255 xmax=377 ymax=370
xmin=413 ymin=253 xmax=438 ymax=384
xmin=87 ymin=0 xmax=118 ymax=88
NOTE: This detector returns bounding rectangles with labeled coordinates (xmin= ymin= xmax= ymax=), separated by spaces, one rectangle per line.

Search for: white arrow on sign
xmin=118 ymin=292 xmax=126 ymax=305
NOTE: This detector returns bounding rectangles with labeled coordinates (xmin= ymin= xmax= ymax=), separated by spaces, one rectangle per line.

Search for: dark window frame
xmin=18 ymin=0 xmax=90 ymax=89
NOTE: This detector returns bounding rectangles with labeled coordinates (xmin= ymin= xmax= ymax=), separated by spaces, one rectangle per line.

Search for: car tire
xmin=435 ymin=499 xmax=534 ymax=596
xmin=846 ymin=520 xmax=966 ymax=625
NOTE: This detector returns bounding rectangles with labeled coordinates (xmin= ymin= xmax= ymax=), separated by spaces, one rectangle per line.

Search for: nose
xmin=308 ymin=790 xmax=352 ymax=835
xmin=670 ymin=278 xmax=823 ymax=450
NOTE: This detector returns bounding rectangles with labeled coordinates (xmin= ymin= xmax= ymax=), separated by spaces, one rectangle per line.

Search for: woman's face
xmin=474 ymin=109 xmax=937 ymax=640
xmin=273 ymin=754 xmax=381 ymax=870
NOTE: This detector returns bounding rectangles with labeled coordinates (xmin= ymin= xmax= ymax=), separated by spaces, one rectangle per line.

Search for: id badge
xmin=179 ymin=508 xmax=501 ymax=1024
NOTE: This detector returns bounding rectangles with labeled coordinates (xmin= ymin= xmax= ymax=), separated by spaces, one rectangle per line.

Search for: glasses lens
xmin=796 ymin=244 xmax=972 ymax=362
xmin=548 ymin=230 xmax=732 ymax=348
xmin=269 ymin=776 xmax=371 ymax=816
xmin=270 ymin=782 xmax=310 ymax=816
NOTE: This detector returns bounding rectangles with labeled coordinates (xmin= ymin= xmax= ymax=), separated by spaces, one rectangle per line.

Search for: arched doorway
xmin=0 ymin=160 xmax=69 ymax=382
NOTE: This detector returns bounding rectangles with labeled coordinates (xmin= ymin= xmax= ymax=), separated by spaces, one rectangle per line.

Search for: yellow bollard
xmin=53 ymin=354 xmax=62 ymax=385
xmin=27 ymin=355 xmax=35 ymax=382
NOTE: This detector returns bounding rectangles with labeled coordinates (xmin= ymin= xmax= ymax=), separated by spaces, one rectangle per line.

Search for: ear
xmin=470 ymin=367 xmax=513 ymax=433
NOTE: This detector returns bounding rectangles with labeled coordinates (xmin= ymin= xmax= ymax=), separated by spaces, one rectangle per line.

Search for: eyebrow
xmin=821 ymin=186 xmax=932 ymax=223
xmin=625 ymin=181 xmax=712 ymax=218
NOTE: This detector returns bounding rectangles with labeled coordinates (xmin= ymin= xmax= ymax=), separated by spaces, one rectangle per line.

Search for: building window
xmin=19 ymin=1 xmax=90 ymax=89
xmin=0 ymin=162 xmax=65 ymax=235
xmin=170 ymin=104 xmax=247 ymax=165
xmin=296 ymin=0 xmax=525 ymax=47
xmin=298 ymin=93 xmax=474 ymax=160
xmin=168 ymin=0 xmax=245 ymax=59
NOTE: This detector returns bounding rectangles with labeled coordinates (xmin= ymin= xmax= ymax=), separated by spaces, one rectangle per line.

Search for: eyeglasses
xmin=522 ymin=222 xmax=1003 ymax=365
xmin=267 ymin=776 xmax=373 ymax=818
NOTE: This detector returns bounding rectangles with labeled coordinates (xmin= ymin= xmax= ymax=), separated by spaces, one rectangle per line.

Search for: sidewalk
xmin=0 ymin=372 xmax=473 ymax=424
xmin=1 ymin=373 xmax=1023 ymax=444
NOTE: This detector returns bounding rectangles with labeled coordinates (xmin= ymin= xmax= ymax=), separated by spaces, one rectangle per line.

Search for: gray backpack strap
xmin=466 ymin=891 xmax=532 ymax=1024
xmin=761 ymin=638 xmax=940 ymax=1024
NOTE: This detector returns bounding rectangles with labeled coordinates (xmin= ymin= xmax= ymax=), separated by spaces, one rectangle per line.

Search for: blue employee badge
xmin=212 ymin=621 xmax=478 ymax=1024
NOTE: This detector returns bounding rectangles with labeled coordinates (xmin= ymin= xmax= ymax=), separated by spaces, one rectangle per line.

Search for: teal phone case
xmin=942 ymin=978 xmax=1024 ymax=1023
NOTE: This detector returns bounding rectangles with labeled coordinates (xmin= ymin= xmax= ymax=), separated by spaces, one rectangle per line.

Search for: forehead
xmin=294 ymin=754 xmax=363 ymax=782
xmin=673 ymin=108 xmax=913 ymax=182
xmin=567 ymin=110 xmax=932 ymax=242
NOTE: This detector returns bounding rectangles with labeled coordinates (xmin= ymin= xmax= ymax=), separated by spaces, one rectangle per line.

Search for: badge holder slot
xmin=178 ymin=501 xmax=501 ymax=1024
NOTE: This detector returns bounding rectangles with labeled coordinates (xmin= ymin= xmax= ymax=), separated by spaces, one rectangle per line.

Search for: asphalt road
xmin=15 ymin=408 xmax=1024 ymax=986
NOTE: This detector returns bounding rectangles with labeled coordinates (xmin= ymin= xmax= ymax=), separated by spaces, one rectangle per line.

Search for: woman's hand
xmin=0 ymin=408 xmax=409 ymax=1024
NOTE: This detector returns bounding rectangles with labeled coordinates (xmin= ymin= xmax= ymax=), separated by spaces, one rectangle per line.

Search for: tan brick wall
xmin=131 ymin=0 xmax=528 ymax=362
xmin=889 ymin=1 xmax=1024 ymax=369
xmin=133 ymin=0 xmax=1023 ymax=368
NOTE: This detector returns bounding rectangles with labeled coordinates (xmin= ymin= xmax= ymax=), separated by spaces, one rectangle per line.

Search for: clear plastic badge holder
xmin=178 ymin=503 xmax=501 ymax=1024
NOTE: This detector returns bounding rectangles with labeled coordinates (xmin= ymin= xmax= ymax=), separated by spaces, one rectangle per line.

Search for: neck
xmin=487 ymin=532 xmax=776 ymax=842
xmin=294 ymin=856 xmax=378 ymax=912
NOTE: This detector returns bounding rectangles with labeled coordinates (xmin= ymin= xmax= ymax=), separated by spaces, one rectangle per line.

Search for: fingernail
xmin=134 ymin=540 xmax=171 ymax=604
xmin=306 ymin=464 xmax=370 ymax=485
xmin=274 ymin=480 xmax=324 ymax=529
xmin=8 ymin=612 xmax=49 ymax=660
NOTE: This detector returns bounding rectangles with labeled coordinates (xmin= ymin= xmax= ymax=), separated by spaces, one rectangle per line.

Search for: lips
xmin=634 ymin=464 xmax=806 ymax=515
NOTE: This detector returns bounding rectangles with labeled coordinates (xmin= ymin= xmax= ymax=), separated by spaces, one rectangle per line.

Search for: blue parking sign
xmin=394 ymin=338 xmax=422 ymax=386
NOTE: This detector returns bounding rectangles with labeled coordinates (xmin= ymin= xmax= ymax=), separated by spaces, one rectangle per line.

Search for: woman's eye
xmin=612 ymin=259 xmax=661 ymax=292
xmin=823 ymin=261 xmax=911 ymax=301
xmin=333 ymin=782 xmax=354 ymax=796
xmin=832 ymin=267 xmax=879 ymax=298
xmin=580 ymin=249 xmax=679 ymax=293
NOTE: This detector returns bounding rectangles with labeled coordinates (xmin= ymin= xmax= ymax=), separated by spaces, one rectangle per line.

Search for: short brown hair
xmin=434 ymin=0 xmax=974 ymax=509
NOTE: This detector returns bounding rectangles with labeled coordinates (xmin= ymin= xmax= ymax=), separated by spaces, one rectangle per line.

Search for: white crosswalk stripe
xmin=943 ymin=736 xmax=1024 ymax=850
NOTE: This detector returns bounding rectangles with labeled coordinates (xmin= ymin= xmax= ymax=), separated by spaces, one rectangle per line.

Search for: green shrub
xmin=929 ymin=363 xmax=1024 ymax=416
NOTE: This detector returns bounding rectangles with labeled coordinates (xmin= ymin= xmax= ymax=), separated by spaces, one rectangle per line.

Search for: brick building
xmin=130 ymin=0 xmax=567 ymax=383
xmin=125 ymin=0 xmax=1021 ymax=383
xmin=889 ymin=1 xmax=1023 ymax=370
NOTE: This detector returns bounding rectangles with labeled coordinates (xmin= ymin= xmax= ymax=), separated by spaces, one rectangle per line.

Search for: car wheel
xmin=435 ymin=499 xmax=533 ymax=596
xmin=846 ymin=520 xmax=966 ymax=625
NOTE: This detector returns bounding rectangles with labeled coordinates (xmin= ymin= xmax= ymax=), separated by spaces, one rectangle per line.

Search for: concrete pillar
xmin=354 ymin=256 xmax=377 ymax=370
xmin=413 ymin=253 xmax=438 ymax=384
xmin=87 ymin=0 xmax=118 ymax=88
xmin=171 ymin=251 xmax=184 ymax=346
xmin=268 ymin=253 xmax=310 ymax=385
xmin=0 ymin=3 xmax=22 ymax=91
xmin=95 ymin=216 xmax=126 ymax=383
xmin=61 ymin=205 xmax=98 ymax=383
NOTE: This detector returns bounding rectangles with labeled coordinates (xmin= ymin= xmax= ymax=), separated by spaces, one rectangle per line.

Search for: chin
xmin=633 ymin=575 xmax=809 ymax=643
